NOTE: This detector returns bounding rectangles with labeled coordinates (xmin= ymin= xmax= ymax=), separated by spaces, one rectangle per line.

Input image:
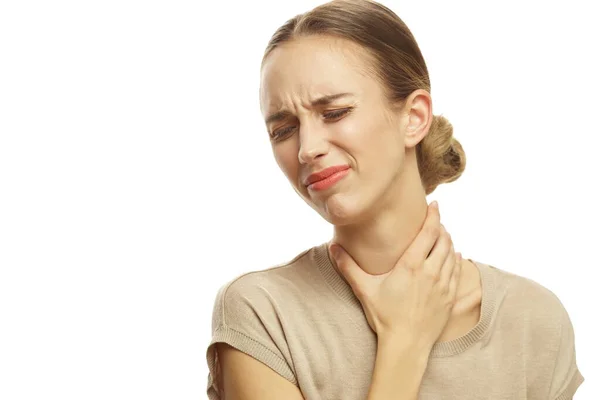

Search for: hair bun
xmin=417 ymin=114 xmax=466 ymax=195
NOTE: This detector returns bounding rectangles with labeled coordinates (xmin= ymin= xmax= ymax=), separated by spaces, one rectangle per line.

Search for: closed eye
xmin=270 ymin=107 xmax=354 ymax=140
xmin=323 ymin=107 xmax=353 ymax=120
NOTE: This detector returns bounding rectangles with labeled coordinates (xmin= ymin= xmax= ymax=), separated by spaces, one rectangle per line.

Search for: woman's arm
xmin=218 ymin=337 xmax=430 ymax=400
xmin=367 ymin=334 xmax=431 ymax=400
xmin=217 ymin=343 xmax=305 ymax=400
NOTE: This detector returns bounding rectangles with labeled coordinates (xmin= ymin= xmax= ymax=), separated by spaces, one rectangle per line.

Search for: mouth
xmin=304 ymin=165 xmax=350 ymax=186
xmin=306 ymin=168 xmax=350 ymax=191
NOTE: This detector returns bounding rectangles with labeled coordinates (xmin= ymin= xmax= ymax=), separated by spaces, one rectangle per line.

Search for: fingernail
xmin=431 ymin=201 xmax=438 ymax=209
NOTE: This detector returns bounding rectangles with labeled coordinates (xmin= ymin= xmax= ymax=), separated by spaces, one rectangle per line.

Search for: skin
xmin=259 ymin=35 xmax=481 ymax=337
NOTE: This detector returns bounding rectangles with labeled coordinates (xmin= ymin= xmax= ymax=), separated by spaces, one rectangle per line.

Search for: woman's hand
xmin=329 ymin=201 xmax=462 ymax=350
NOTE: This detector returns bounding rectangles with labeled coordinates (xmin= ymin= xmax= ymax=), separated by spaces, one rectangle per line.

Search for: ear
xmin=401 ymin=89 xmax=433 ymax=149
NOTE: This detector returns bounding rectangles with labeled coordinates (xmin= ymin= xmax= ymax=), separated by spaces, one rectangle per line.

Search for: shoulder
xmin=483 ymin=263 xmax=584 ymax=398
xmin=210 ymin=244 xmax=315 ymax=330
xmin=216 ymin=245 xmax=313 ymax=298
xmin=478 ymin=262 xmax=573 ymax=357
xmin=206 ymin=246 xmax=315 ymax=396
xmin=488 ymin=263 xmax=569 ymax=323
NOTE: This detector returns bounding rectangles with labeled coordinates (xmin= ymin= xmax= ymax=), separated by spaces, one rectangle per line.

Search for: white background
xmin=1 ymin=0 xmax=598 ymax=398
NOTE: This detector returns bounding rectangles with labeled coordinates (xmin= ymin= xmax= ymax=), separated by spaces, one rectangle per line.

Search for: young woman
xmin=206 ymin=1 xmax=584 ymax=399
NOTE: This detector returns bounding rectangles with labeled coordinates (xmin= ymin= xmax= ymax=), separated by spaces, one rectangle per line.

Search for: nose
xmin=297 ymin=120 xmax=328 ymax=165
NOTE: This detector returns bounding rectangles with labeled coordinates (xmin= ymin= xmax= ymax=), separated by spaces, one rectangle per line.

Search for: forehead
xmin=259 ymin=36 xmax=376 ymax=113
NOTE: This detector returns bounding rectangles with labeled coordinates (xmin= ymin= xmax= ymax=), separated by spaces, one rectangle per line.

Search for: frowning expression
xmin=259 ymin=35 xmax=409 ymax=223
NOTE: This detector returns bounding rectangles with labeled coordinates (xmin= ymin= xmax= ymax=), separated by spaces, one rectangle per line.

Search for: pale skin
xmin=216 ymin=34 xmax=483 ymax=398
xmin=259 ymin=35 xmax=482 ymax=332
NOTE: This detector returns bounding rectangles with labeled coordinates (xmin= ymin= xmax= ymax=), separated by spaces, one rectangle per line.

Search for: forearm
xmin=367 ymin=335 xmax=431 ymax=400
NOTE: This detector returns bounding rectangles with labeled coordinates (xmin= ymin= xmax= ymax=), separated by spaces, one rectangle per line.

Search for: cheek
xmin=363 ymin=111 xmax=404 ymax=154
xmin=350 ymin=121 xmax=405 ymax=189
xmin=273 ymin=145 xmax=300 ymax=184
xmin=340 ymin=116 xmax=397 ymax=163
xmin=331 ymin=118 xmax=368 ymax=157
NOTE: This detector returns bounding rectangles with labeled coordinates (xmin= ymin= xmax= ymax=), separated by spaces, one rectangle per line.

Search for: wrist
xmin=377 ymin=332 xmax=432 ymax=361
xmin=368 ymin=333 xmax=431 ymax=400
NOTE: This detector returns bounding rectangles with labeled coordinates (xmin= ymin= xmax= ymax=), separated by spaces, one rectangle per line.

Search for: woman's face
xmin=259 ymin=35 xmax=415 ymax=224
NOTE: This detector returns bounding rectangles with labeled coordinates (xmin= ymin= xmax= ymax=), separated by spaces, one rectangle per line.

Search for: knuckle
xmin=397 ymin=258 xmax=411 ymax=270
xmin=426 ymin=270 xmax=441 ymax=282
xmin=443 ymin=285 xmax=451 ymax=297
xmin=443 ymin=231 xmax=452 ymax=247
xmin=426 ymin=224 xmax=440 ymax=239
xmin=440 ymin=224 xmax=448 ymax=237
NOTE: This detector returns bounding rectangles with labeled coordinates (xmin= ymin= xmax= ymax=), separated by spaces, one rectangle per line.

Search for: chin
xmin=310 ymin=192 xmax=368 ymax=226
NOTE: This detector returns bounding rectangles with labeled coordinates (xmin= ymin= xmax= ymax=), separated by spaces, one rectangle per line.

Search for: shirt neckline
xmin=313 ymin=241 xmax=498 ymax=358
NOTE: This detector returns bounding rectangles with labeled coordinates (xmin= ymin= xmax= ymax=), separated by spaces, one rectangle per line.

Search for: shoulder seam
xmin=224 ymin=246 xmax=314 ymax=288
xmin=218 ymin=246 xmax=313 ymax=328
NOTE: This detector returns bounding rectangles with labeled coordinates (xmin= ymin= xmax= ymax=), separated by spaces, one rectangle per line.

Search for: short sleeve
xmin=205 ymin=278 xmax=297 ymax=400
xmin=548 ymin=302 xmax=584 ymax=400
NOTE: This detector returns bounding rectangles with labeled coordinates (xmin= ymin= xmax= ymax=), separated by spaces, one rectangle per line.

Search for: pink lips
xmin=304 ymin=165 xmax=350 ymax=191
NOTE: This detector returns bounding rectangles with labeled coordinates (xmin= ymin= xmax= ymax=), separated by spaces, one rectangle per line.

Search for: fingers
xmin=398 ymin=202 xmax=441 ymax=269
xmin=437 ymin=238 xmax=456 ymax=286
xmin=448 ymin=252 xmax=462 ymax=300
xmin=422 ymin=224 xmax=452 ymax=279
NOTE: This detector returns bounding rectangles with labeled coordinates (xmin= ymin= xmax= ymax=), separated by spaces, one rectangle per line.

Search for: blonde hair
xmin=261 ymin=0 xmax=466 ymax=194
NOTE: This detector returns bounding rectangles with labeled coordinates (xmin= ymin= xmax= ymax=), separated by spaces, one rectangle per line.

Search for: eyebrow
xmin=265 ymin=92 xmax=354 ymax=125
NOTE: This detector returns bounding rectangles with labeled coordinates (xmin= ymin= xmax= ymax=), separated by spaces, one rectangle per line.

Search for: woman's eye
xmin=272 ymin=126 xmax=296 ymax=139
xmin=271 ymin=108 xmax=353 ymax=140
xmin=323 ymin=108 xmax=352 ymax=120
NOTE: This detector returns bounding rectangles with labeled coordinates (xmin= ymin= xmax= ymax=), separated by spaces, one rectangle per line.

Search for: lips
xmin=304 ymin=165 xmax=350 ymax=186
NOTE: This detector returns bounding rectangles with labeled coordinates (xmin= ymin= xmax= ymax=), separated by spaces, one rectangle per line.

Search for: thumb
xmin=329 ymin=243 xmax=370 ymax=294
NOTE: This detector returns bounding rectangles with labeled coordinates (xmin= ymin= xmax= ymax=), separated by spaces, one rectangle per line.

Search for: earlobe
xmin=402 ymin=113 xmax=428 ymax=149
xmin=404 ymin=121 xmax=430 ymax=149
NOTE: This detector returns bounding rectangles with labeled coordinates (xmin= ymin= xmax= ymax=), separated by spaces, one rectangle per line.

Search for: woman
xmin=205 ymin=1 xmax=584 ymax=399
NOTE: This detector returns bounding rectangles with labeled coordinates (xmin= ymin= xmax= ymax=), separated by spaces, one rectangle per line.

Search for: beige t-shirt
xmin=206 ymin=241 xmax=584 ymax=399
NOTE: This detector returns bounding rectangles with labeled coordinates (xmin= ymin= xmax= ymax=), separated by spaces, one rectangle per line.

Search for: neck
xmin=328 ymin=158 xmax=429 ymax=281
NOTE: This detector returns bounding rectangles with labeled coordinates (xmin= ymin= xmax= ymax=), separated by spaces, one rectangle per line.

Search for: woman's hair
xmin=261 ymin=0 xmax=466 ymax=195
